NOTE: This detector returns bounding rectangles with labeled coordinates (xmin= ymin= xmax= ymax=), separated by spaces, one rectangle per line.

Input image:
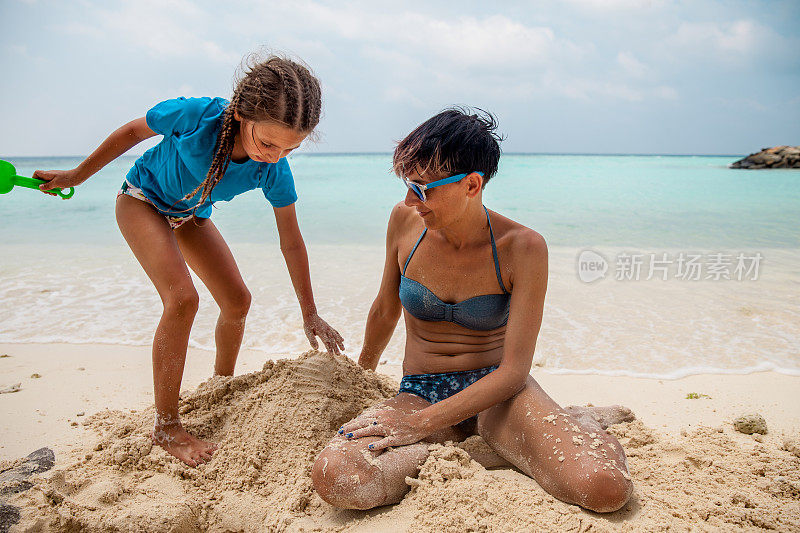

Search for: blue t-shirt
xmin=125 ymin=96 xmax=298 ymax=218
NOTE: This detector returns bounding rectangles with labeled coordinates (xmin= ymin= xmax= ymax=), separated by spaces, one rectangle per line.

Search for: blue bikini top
xmin=399 ymin=206 xmax=511 ymax=331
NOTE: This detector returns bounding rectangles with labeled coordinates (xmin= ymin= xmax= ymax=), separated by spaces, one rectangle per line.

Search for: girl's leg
xmin=312 ymin=393 xmax=465 ymax=510
xmin=477 ymin=375 xmax=633 ymax=513
xmin=115 ymin=195 xmax=216 ymax=467
xmin=173 ymin=218 xmax=251 ymax=376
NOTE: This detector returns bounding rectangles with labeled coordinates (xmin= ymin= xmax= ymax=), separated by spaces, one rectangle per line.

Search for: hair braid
xmin=297 ymin=69 xmax=317 ymax=131
xmin=200 ymin=92 xmax=238 ymax=203
xmin=175 ymin=54 xmax=322 ymax=215
xmin=275 ymin=62 xmax=302 ymax=128
xmin=287 ymin=67 xmax=304 ymax=129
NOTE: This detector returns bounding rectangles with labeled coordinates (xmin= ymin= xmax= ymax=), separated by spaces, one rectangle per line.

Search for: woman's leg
xmin=173 ymin=218 xmax=251 ymax=376
xmin=477 ymin=376 xmax=633 ymax=513
xmin=115 ymin=195 xmax=216 ymax=466
xmin=312 ymin=393 xmax=465 ymax=510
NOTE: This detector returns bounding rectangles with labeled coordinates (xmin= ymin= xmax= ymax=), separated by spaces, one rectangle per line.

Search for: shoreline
xmin=2 ymin=342 xmax=798 ymax=463
xmin=3 ymin=338 xmax=800 ymax=379
xmin=3 ymin=244 xmax=799 ymax=379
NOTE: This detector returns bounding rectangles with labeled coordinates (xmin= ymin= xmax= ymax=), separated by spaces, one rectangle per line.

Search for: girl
xmin=311 ymin=109 xmax=633 ymax=513
xmin=35 ymin=55 xmax=344 ymax=467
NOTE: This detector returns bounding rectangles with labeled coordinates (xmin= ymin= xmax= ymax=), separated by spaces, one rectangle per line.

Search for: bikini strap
xmin=484 ymin=206 xmax=510 ymax=294
xmin=403 ymin=228 xmax=428 ymax=275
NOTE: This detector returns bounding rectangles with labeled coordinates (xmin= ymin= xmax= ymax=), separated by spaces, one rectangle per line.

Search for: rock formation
xmin=729 ymin=146 xmax=800 ymax=169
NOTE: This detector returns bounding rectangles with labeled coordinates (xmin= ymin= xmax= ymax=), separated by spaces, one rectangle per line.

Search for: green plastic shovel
xmin=0 ymin=159 xmax=75 ymax=199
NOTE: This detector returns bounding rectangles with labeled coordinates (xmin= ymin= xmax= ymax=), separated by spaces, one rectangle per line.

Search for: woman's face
xmin=402 ymin=168 xmax=475 ymax=230
xmin=238 ymin=118 xmax=307 ymax=164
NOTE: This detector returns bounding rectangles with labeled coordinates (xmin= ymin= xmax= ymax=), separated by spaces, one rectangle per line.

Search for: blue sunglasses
xmin=400 ymin=172 xmax=484 ymax=202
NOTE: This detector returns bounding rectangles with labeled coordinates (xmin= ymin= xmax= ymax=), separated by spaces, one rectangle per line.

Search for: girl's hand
xmin=33 ymin=168 xmax=85 ymax=196
xmin=339 ymin=410 xmax=432 ymax=452
xmin=303 ymin=313 xmax=345 ymax=355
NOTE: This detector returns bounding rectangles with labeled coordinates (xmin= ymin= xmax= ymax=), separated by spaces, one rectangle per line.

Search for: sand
xmin=3 ymin=342 xmax=800 ymax=464
xmin=2 ymin=349 xmax=799 ymax=532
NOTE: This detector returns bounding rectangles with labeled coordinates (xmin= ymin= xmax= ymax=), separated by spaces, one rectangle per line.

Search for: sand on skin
xmin=3 ymin=350 xmax=799 ymax=532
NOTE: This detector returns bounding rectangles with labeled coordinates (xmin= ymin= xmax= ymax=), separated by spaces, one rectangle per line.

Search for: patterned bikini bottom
xmin=398 ymin=365 xmax=499 ymax=404
xmin=398 ymin=365 xmax=499 ymax=432
xmin=117 ymin=181 xmax=193 ymax=230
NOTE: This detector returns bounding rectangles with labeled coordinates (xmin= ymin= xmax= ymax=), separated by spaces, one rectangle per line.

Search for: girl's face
xmin=238 ymin=117 xmax=307 ymax=164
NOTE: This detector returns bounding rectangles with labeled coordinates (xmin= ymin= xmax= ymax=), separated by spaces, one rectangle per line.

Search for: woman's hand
xmin=33 ymin=168 xmax=85 ymax=196
xmin=303 ymin=313 xmax=345 ymax=355
xmin=339 ymin=409 xmax=432 ymax=452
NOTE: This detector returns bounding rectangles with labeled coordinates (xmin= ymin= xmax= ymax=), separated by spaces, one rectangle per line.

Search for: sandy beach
xmin=2 ymin=342 xmax=799 ymax=531
xmin=3 ymin=0 xmax=800 ymax=526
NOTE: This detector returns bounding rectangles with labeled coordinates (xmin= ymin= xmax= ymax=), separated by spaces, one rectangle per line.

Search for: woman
xmin=311 ymin=108 xmax=633 ymax=513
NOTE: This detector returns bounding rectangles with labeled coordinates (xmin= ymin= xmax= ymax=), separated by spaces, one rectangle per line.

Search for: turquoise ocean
xmin=1 ymin=154 xmax=799 ymax=378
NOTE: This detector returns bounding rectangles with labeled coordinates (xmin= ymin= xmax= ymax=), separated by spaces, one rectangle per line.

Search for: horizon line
xmin=3 ymin=151 xmax=747 ymax=159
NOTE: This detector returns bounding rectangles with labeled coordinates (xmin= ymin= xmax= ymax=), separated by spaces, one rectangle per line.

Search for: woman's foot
xmin=150 ymin=424 xmax=217 ymax=467
xmin=564 ymin=404 xmax=635 ymax=430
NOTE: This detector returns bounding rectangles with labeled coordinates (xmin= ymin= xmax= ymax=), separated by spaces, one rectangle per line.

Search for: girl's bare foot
xmin=150 ymin=424 xmax=217 ymax=467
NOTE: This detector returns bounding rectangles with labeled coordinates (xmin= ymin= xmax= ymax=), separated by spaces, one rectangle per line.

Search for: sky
xmin=1 ymin=0 xmax=799 ymax=156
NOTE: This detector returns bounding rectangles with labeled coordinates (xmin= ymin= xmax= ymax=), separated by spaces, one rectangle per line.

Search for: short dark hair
xmin=393 ymin=107 xmax=503 ymax=186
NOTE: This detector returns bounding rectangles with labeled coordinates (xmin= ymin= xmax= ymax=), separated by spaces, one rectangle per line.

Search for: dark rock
xmin=750 ymin=152 xmax=782 ymax=165
xmin=0 ymin=502 xmax=21 ymax=533
xmin=0 ymin=447 xmax=55 ymax=496
xmin=25 ymin=448 xmax=55 ymax=474
xmin=730 ymin=146 xmax=800 ymax=169
xmin=0 ymin=477 xmax=31 ymax=497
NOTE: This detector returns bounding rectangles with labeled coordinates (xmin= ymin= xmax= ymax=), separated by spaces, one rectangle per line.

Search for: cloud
xmin=3 ymin=44 xmax=28 ymax=57
xmin=541 ymin=72 xmax=646 ymax=102
xmin=662 ymin=18 xmax=796 ymax=67
xmin=241 ymin=3 xmax=618 ymax=102
xmin=50 ymin=1 xmax=713 ymax=107
xmin=617 ymin=51 xmax=648 ymax=78
xmin=61 ymin=0 xmax=239 ymax=64
xmin=669 ymin=20 xmax=758 ymax=54
xmin=249 ymin=4 xmax=573 ymax=71
xmin=382 ymin=87 xmax=426 ymax=108
xmin=389 ymin=14 xmax=559 ymax=70
xmin=563 ymin=0 xmax=665 ymax=9
xmin=653 ymin=85 xmax=678 ymax=100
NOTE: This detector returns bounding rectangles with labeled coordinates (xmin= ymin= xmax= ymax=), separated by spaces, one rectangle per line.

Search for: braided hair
xmin=182 ymin=55 xmax=322 ymax=211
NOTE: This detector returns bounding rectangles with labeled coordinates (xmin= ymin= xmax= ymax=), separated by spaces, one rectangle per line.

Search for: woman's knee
xmin=311 ymin=448 xmax=387 ymax=510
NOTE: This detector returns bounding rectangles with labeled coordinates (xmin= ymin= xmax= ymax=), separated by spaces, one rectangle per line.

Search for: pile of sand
xmin=8 ymin=351 xmax=800 ymax=532
xmin=385 ymin=423 xmax=800 ymax=532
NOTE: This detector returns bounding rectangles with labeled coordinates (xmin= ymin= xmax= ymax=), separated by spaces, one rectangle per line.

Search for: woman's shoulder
xmin=487 ymin=208 xmax=547 ymax=261
xmin=388 ymin=201 xmax=416 ymax=223
xmin=386 ymin=202 xmax=423 ymax=244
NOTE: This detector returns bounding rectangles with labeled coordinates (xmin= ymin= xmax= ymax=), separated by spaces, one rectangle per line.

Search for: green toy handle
xmin=0 ymin=159 xmax=75 ymax=199
xmin=14 ymin=175 xmax=75 ymax=199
